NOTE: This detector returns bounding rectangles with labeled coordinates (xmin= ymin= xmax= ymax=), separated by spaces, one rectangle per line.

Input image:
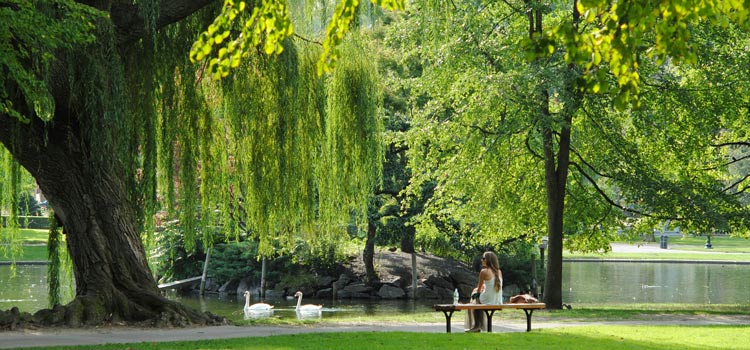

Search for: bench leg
xmin=440 ymin=310 xmax=455 ymax=333
xmin=523 ymin=309 xmax=534 ymax=332
xmin=482 ymin=310 xmax=496 ymax=332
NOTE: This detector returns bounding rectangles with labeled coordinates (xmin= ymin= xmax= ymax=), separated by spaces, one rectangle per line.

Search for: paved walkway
xmin=3 ymin=316 xmax=750 ymax=349
xmin=609 ymin=242 xmax=719 ymax=254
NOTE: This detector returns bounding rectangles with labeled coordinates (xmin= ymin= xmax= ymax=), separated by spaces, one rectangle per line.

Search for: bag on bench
xmin=509 ymin=294 xmax=538 ymax=303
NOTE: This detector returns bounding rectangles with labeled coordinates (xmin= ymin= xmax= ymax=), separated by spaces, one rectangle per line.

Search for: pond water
xmin=562 ymin=261 xmax=750 ymax=304
xmin=164 ymin=291 xmax=438 ymax=322
xmin=3 ymin=261 xmax=749 ymax=318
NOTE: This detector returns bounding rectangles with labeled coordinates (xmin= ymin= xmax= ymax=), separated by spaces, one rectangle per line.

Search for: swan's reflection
xmin=244 ymin=309 xmax=274 ymax=320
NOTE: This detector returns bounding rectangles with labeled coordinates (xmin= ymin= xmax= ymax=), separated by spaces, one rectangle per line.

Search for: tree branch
xmin=569 ymin=160 xmax=656 ymax=218
xmin=723 ymin=173 xmax=750 ymax=193
xmin=567 ymin=145 xmax=615 ymax=180
xmin=525 ymin=132 xmax=543 ymax=161
xmin=712 ymin=141 xmax=750 ymax=148
xmin=293 ymin=33 xmax=322 ymax=46
xmin=702 ymin=153 xmax=750 ymax=171
xmin=109 ymin=0 xmax=215 ymax=45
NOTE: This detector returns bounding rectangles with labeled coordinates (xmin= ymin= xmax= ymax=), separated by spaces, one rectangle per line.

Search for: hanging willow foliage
xmin=47 ymin=211 xmax=61 ymax=307
xmin=115 ymin=6 xmax=385 ymax=258
xmin=0 ymin=147 xmax=21 ymax=265
xmin=1 ymin=2 xmax=384 ymax=266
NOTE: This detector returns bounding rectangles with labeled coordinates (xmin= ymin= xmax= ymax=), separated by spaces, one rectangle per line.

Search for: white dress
xmin=465 ymin=275 xmax=503 ymax=331
xmin=479 ymin=276 xmax=503 ymax=304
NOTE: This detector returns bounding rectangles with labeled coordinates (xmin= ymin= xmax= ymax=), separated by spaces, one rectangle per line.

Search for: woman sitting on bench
xmin=465 ymin=251 xmax=503 ymax=333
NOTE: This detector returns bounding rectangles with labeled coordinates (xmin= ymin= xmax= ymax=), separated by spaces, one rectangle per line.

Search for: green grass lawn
xmin=29 ymin=325 xmax=750 ymax=350
xmin=669 ymin=235 xmax=750 ymax=253
xmin=567 ymin=235 xmax=750 ymax=261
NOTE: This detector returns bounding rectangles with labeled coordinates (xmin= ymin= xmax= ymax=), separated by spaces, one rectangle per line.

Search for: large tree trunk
xmin=541 ymin=84 xmax=573 ymax=309
xmin=1 ymin=114 xmax=222 ymax=327
xmin=0 ymin=0 xmax=221 ymax=328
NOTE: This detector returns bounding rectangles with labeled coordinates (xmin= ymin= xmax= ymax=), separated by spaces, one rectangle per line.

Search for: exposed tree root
xmin=0 ymin=297 xmax=227 ymax=330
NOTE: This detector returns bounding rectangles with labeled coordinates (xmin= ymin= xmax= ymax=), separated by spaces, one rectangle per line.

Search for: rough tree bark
xmin=0 ymin=0 xmax=221 ymax=328
xmin=363 ymin=221 xmax=379 ymax=285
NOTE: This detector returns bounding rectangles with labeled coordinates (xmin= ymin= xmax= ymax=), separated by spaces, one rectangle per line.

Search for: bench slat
xmin=434 ymin=303 xmax=546 ymax=311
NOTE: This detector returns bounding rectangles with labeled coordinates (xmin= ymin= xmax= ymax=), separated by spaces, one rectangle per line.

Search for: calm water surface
xmin=3 ymin=262 xmax=749 ymax=317
xmin=562 ymin=261 xmax=750 ymax=304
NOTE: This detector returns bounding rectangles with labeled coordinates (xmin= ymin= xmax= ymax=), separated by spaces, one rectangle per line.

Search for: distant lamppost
xmin=538 ymin=237 xmax=548 ymax=299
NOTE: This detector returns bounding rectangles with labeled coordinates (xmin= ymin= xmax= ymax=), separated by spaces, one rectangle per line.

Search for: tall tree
xmin=387 ymin=0 xmax=750 ymax=310
xmin=0 ymin=0 xmax=386 ymax=327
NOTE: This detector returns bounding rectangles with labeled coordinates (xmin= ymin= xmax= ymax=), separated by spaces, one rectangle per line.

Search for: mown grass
xmin=567 ymin=235 xmax=750 ymax=261
xmin=538 ymin=303 xmax=750 ymax=321
xmin=29 ymin=325 xmax=750 ymax=350
xmin=669 ymin=235 xmax=750 ymax=253
xmin=566 ymin=251 xmax=750 ymax=261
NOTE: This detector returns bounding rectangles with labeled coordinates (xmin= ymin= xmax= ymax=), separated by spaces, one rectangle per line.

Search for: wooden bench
xmin=433 ymin=303 xmax=546 ymax=333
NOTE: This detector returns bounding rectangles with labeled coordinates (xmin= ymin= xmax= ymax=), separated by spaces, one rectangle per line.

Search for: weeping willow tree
xmin=0 ymin=0 xmax=384 ymax=328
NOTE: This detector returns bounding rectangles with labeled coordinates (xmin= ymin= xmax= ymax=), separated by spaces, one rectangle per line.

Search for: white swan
xmin=243 ymin=290 xmax=274 ymax=311
xmin=293 ymin=291 xmax=322 ymax=312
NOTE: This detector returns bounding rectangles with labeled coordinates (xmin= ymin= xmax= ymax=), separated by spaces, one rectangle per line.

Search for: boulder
xmin=378 ymin=284 xmax=405 ymax=299
xmin=381 ymin=276 xmax=409 ymax=288
xmin=456 ymin=283 xmax=474 ymax=299
xmin=449 ymin=270 xmax=476 ymax=287
xmin=316 ymin=276 xmax=336 ymax=288
xmin=343 ymin=283 xmax=371 ymax=294
xmin=423 ymin=275 xmax=453 ymax=290
xmin=406 ymin=284 xmax=438 ymax=299
xmin=315 ymin=288 xmax=334 ymax=299
xmin=332 ymin=274 xmax=352 ymax=290
xmin=236 ymin=277 xmax=252 ymax=295
xmin=433 ymin=286 xmax=453 ymax=300
xmin=218 ymin=279 xmax=240 ymax=294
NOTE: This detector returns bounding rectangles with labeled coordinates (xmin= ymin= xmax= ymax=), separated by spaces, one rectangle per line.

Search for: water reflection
xmin=244 ymin=309 xmax=274 ymax=320
xmin=562 ymin=261 xmax=750 ymax=304
xmin=0 ymin=264 xmax=73 ymax=312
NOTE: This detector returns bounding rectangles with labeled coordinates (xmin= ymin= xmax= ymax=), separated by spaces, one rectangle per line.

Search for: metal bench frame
xmin=433 ymin=303 xmax=546 ymax=333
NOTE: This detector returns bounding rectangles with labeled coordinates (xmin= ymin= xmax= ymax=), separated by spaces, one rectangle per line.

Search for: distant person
xmin=465 ymin=251 xmax=503 ymax=332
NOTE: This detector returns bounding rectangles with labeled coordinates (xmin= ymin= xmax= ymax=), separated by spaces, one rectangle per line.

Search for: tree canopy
xmin=379 ymin=0 xmax=750 ymax=308
xmin=1 ymin=0 xmax=749 ymax=327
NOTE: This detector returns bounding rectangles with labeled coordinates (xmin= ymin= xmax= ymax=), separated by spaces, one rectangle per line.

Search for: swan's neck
xmin=295 ymin=294 xmax=302 ymax=310
xmin=244 ymin=293 xmax=250 ymax=308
